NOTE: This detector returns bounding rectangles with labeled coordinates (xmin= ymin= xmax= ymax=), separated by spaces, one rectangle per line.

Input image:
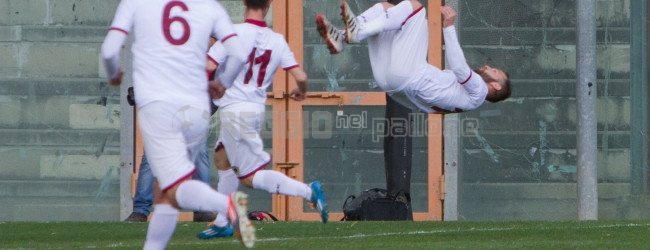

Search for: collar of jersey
xmin=245 ymin=19 xmax=267 ymax=28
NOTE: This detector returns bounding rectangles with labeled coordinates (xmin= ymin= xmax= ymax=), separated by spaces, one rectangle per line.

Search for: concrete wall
xmin=0 ymin=0 xmax=246 ymax=222
xmin=456 ymin=0 xmax=650 ymax=220
xmin=0 ymin=0 xmax=646 ymax=221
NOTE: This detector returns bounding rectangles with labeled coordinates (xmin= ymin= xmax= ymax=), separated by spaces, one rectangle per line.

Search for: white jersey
xmin=108 ymin=0 xmax=238 ymax=108
xmin=208 ymin=19 xmax=299 ymax=107
xmin=367 ymin=4 xmax=487 ymax=114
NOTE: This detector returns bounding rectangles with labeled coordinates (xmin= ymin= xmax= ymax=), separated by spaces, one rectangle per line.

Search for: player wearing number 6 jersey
xmin=101 ymin=0 xmax=255 ymax=248
xmin=195 ymin=0 xmax=329 ymax=240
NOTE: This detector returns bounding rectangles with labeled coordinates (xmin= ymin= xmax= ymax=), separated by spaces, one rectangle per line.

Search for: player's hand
xmin=208 ymin=79 xmax=226 ymax=99
xmin=441 ymin=5 xmax=456 ymax=28
xmin=109 ymin=70 xmax=124 ymax=86
xmin=289 ymin=88 xmax=306 ymax=101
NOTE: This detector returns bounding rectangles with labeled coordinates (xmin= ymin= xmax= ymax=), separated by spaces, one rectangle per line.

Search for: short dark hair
xmin=485 ymin=72 xmax=511 ymax=103
xmin=245 ymin=0 xmax=270 ymax=10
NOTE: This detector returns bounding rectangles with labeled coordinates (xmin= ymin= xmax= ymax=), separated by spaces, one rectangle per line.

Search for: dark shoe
xmin=193 ymin=211 xmax=217 ymax=222
xmin=125 ymin=212 xmax=148 ymax=222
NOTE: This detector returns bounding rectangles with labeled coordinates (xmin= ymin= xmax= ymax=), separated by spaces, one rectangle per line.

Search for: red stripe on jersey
xmin=432 ymin=106 xmax=450 ymax=113
xmin=459 ymin=71 xmax=472 ymax=85
xmin=245 ymin=19 xmax=268 ymax=27
xmin=109 ymin=27 xmax=128 ymax=35
xmin=215 ymin=141 xmax=224 ymax=152
xmin=207 ymin=55 xmax=218 ymax=66
xmin=283 ymin=65 xmax=299 ymax=71
xmin=432 ymin=106 xmax=464 ymax=113
xmin=401 ymin=6 xmax=425 ymax=26
xmin=220 ymin=34 xmax=237 ymax=43
xmin=162 ymin=168 xmax=197 ymax=193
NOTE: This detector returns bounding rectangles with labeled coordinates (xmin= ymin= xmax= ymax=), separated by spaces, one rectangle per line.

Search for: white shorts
xmin=367 ymin=5 xmax=429 ymax=93
xmin=138 ymin=101 xmax=211 ymax=191
xmin=215 ymin=103 xmax=270 ymax=178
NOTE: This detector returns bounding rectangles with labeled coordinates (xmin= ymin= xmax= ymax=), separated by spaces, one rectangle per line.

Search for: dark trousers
xmin=384 ymin=93 xmax=413 ymax=220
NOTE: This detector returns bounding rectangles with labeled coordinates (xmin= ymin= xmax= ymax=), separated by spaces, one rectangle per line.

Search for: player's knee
xmin=214 ymin=148 xmax=231 ymax=170
xmin=240 ymin=176 xmax=254 ymax=188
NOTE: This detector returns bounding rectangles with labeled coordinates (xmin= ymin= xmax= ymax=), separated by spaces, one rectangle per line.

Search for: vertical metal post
xmin=443 ymin=0 xmax=460 ymax=221
xmin=629 ymin=0 xmax=647 ymax=195
xmin=576 ymin=0 xmax=598 ymax=220
xmin=119 ymin=37 xmax=135 ymax=220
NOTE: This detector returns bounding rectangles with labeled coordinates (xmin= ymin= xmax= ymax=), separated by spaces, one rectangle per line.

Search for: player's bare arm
xmin=109 ymin=70 xmax=124 ymax=86
xmin=208 ymin=79 xmax=226 ymax=99
xmin=441 ymin=6 xmax=456 ymax=28
xmin=101 ymin=29 xmax=127 ymax=86
xmin=288 ymin=67 xmax=308 ymax=101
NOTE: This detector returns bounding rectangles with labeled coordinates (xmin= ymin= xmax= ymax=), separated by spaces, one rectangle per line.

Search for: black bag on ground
xmin=341 ymin=188 xmax=410 ymax=221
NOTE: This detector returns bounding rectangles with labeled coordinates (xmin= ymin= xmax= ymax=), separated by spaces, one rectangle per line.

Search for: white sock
xmin=358 ymin=1 xmax=414 ymax=40
xmin=358 ymin=3 xmax=386 ymax=23
xmin=143 ymin=204 xmax=178 ymax=250
xmin=357 ymin=16 xmax=385 ymax=41
xmin=175 ymin=180 xmax=230 ymax=214
xmin=252 ymin=170 xmax=312 ymax=200
xmin=214 ymin=169 xmax=239 ymax=227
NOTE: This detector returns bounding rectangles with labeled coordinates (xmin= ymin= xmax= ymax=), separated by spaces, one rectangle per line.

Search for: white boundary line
xmin=18 ymin=222 xmax=649 ymax=249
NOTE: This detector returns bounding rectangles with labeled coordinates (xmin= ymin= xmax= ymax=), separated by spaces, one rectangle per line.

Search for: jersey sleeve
xmin=208 ymin=3 xmax=246 ymax=88
xmin=210 ymin=3 xmax=237 ymax=41
xmin=207 ymin=42 xmax=227 ymax=67
xmin=108 ymin=0 xmax=136 ymax=34
xmin=101 ymin=0 xmax=134 ymax=80
xmin=279 ymin=38 xmax=299 ymax=70
xmin=443 ymin=26 xmax=487 ymax=105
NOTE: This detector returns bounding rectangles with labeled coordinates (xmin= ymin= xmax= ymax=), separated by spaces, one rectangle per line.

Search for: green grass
xmin=1 ymin=220 xmax=649 ymax=249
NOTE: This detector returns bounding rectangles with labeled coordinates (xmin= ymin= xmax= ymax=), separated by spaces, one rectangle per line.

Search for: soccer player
xmin=316 ymin=1 xmax=511 ymax=114
xmin=101 ymin=0 xmax=255 ymax=248
xmin=195 ymin=0 xmax=329 ymax=240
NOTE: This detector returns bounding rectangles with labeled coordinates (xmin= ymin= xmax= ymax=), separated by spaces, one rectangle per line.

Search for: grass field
xmin=1 ymin=220 xmax=649 ymax=249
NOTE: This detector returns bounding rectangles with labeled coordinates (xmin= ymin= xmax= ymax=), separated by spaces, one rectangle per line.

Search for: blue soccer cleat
xmin=196 ymin=223 xmax=234 ymax=239
xmin=309 ymin=181 xmax=329 ymax=223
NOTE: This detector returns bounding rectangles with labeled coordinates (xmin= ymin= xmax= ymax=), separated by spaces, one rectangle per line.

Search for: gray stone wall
xmin=456 ymin=0 xmax=649 ymax=220
xmin=0 ymin=0 xmax=123 ymax=221
xmin=0 ymin=0 xmax=246 ymax=222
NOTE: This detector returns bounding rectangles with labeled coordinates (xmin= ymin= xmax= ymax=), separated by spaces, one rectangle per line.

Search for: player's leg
xmin=240 ymin=171 xmax=328 ymax=223
xmin=223 ymin=103 xmax=328 ymax=223
xmin=344 ymin=1 xmax=422 ymax=43
xmin=385 ymin=1 xmax=429 ymax=90
xmin=140 ymin=102 xmax=254 ymax=248
xmin=191 ymin=141 xmax=217 ymax=222
xmin=197 ymin=144 xmax=238 ymax=239
xmin=126 ymin=154 xmax=153 ymax=222
xmin=143 ymin=180 xmax=178 ymax=250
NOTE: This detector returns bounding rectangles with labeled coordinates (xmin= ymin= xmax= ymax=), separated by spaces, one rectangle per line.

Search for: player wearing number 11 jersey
xmin=196 ymin=0 xmax=328 ymax=239
xmin=101 ymin=0 xmax=255 ymax=248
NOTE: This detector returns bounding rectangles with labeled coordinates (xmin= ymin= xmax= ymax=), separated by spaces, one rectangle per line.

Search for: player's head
xmin=243 ymin=0 xmax=272 ymax=10
xmin=476 ymin=65 xmax=511 ymax=103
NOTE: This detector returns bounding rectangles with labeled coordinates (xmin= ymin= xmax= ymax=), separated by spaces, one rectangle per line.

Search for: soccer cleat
xmin=316 ymin=14 xmax=345 ymax=54
xmin=196 ymin=223 xmax=234 ymax=239
xmin=227 ymin=191 xmax=256 ymax=248
xmin=124 ymin=212 xmax=147 ymax=222
xmin=309 ymin=181 xmax=329 ymax=223
xmin=341 ymin=1 xmax=360 ymax=43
